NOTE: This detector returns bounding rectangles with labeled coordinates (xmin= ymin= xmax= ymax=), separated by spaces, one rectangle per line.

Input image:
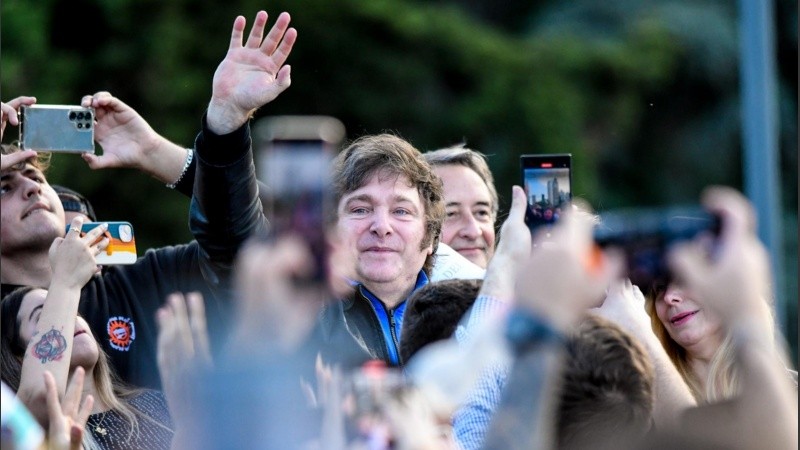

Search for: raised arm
xmin=16 ymin=217 xmax=107 ymax=425
xmin=482 ymin=201 xmax=621 ymax=450
xmin=189 ymin=10 xmax=295 ymax=287
xmin=205 ymin=11 xmax=296 ymax=134
xmin=79 ymin=92 xmax=192 ymax=190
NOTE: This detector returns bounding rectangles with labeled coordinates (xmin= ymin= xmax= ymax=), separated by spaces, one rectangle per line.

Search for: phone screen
xmin=520 ymin=154 xmax=572 ymax=231
xmin=256 ymin=116 xmax=345 ymax=284
xmin=263 ymin=139 xmax=330 ymax=282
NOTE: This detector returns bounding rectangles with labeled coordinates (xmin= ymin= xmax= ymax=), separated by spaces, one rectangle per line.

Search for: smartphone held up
xmin=255 ymin=115 xmax=345 ymax=287
xmin=65 ymin=221 xmax=138 ymax=265
xmin=20 ymin=105 xmax=95 ymax=153
xmin=520 ymin=154 xmax=572 ymax=233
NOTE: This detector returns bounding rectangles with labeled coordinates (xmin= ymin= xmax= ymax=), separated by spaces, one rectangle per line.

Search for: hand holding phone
xmin=65 ymin=221 xmax=137 ymax=264
xmin=520 ymin=154 xmax=572 ymax=232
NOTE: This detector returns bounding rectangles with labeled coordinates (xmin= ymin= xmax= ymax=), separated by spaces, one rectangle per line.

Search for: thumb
xmin=81 ymin=152 xmax=105 ymax=170
xmin=276 ymin=65 xmax=292 ymax=88
xmin=507 ymin=185 xmax=527 ymax=223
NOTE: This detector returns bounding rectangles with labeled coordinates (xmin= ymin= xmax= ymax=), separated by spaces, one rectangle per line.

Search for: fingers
xmin=1 ymin=102 xmax=18 ymax=127
xmin=44 ymin=371 xmax=63 ymax=424
xmin=7 ymin=96 xmax=38 ymax=110
xmin=81 ymin=152 xmax=103 ymax=169
xmin=229 ymin=15 xmax=247 ymax=49
xmin=186 ymin=292 xmax=212 ymax=364
xmin=269 ymin=26 xmax=297 ymax=68
xmin=69 ymin=424 xmax=85 ymax=450
xmin=261 ymin=12 xmax=292 ymax=56
xmin=63 ymin=367 xmax=86 ymax=417
xmin=80 ymin=91 xmax=114 ymax=109
xmin=67 ymin=216 xmax=87 ymax=238
xmin=245 ymin=11 xmax=269 ymax=48
xmin=1 ymin=149 xmax=38 ymax=170
xmin=2 ymin=96 xmax=37 ymax=125
xmin=701 ymin=186 xmax=756 ymax=239
xmin=167 ymin=292 xmax=192 ymax=351
xmin=76 ymin=394 xmax=94 ymax=430
xmin=78 ymin=221 xmax=109 ymax=246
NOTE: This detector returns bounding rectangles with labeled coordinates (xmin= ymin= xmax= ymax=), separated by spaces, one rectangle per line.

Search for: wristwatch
xmin=505 ymin=308 xmax=566 ymax=355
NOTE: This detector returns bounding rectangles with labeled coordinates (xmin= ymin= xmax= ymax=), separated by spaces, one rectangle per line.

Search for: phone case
xmin=72 ymin=222 xmax=137 ymax=265
xmin=20 ymin=105 xmax=95 ymax=153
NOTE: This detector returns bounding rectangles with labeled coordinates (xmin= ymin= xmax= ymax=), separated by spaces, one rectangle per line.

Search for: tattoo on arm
xmin=31 ymin=328 xmax=68 ymax=364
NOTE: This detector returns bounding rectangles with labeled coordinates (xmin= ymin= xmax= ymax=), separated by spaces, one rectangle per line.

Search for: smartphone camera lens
xmin=85 ymin=112 xmax=92 ymax=121
xmin=84 ymin=122 xmax=92 ymax=129
xmin=77 ymin=123 xmax=83 ymax=129
xmin=69 ymin=112 xmax=77 ymax=120
xmin=77 ymin=112 xmax=85 ymax=120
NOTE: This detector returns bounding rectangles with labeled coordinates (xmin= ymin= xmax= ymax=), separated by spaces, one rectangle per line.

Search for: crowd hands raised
xmin=1 ymin=8 xmax=796 ymax=450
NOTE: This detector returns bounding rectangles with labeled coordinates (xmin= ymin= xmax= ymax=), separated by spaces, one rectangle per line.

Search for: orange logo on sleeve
xmin=107 ymin=316 xmax=136 ymax=351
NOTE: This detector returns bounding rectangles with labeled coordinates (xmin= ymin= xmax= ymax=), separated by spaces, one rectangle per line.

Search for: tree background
xmin=2 ymin=0 xmax=796 ymax=361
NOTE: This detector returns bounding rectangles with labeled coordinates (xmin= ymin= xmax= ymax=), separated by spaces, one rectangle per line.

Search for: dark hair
xmin=399 ymin=279 xmax=482 ymax=364
xmin=0 ymin=286 xmax=37 ymax=390
xmin=556 ymin=314 xmax=655 ymax=450
xmin=330 ymin=134 xmax=445 ymax=275
xmin=53 ymin=185 xmax=97 ymax=222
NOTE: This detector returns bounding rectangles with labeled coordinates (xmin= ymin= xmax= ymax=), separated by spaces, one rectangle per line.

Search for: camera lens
xmin=69 ymin=112 xmax=77 ymax=120
xmin=77 ymin=123 xmax=83 ymax=129
xmin=85 ymin=112 xmax=92 ymax=121
xmin=77 ymin=112 xmax=85 ymax=120
xmin=84 ymin=122 xmax=92 ymax=129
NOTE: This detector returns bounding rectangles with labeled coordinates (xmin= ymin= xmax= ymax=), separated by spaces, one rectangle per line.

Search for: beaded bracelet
xmin=166 ymin=148 xmax=194 ymax=189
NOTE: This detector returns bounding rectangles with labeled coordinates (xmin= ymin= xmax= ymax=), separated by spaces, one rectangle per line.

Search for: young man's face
xmin=1 ymin=163 xmax=66 ymax=254
xmin=433 ymin=164 xmax=495 ymax=269
xmin=336 ymin=170 xmax=432 ymax=292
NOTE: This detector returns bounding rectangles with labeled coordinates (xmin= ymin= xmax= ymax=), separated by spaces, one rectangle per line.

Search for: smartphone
xmin=520 ymin=154 xmax=572 ymax=232
xmin=20 ymin=105 xmax=95 ymax=153
xmin=593 ymin=207 xmax=720 ymax=291
xmin=65 ymin=221 xmax=137 ymax=265
xmin=254 ymin=116 xmax=345 ymax=284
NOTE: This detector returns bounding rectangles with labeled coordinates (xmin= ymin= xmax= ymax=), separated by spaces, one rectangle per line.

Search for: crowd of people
xmin=1 ymin=9 xmax=796 ymax=450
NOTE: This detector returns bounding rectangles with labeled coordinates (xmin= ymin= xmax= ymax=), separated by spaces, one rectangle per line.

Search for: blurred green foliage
xmin=2 ymin=0 xmax=796 ymax=358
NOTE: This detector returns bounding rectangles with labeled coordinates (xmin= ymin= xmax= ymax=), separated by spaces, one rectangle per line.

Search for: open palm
xmin=209 ymin=11 xmax=297 ymax=133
